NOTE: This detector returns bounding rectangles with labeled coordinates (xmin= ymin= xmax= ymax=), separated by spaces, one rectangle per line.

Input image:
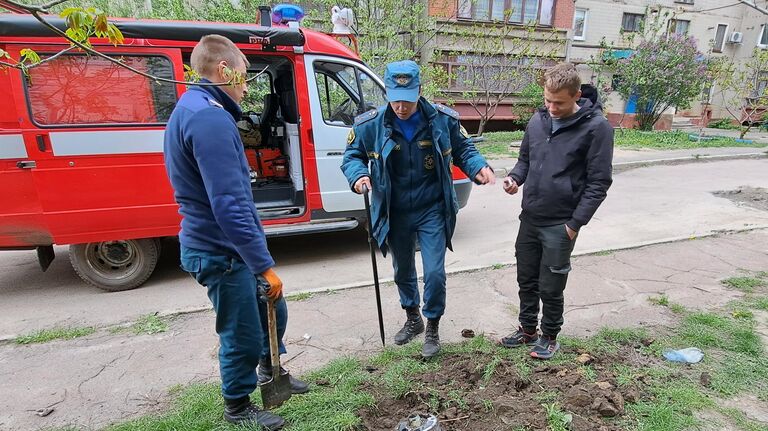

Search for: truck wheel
xmin=69 ymin=238 xmax=161 ymax=292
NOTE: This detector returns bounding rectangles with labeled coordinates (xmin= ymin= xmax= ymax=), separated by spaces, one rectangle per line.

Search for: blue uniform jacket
xmin=341 ymin=98 xmax=488 ymax=255
xmin=163 ymin=81 xmax=274 ymax=275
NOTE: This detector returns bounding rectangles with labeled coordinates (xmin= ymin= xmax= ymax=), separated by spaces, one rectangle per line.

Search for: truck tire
xmin=69 ymin=238 xmax=161 ymax=292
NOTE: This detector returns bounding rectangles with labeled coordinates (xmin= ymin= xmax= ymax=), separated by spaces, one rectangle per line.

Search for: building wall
xmin=552 ymin=0 xmax=574 ymax=30
xmin=425 ymin=0 xmax=575 ymax=129
xmin=570 ymin=0 xmax=768 ymax=127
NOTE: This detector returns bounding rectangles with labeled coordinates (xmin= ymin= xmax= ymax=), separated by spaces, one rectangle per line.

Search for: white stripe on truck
xmin=50 ymin=130 xmax=164 ymax=156
xmin=0 ymin=134 xmax=28 ymax=159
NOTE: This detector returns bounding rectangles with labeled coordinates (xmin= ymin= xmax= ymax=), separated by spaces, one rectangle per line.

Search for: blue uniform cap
xmin=384 ymin=60 xmax=421 ymax=103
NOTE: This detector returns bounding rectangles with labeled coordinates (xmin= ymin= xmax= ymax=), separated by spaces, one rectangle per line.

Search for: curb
xmin=492 ymin=151 xmax=768 ymax=177
xmin=303 ymin=224 xmax=768 ymax=294
xmin=3 ymin=225 xmax=766 ymax=343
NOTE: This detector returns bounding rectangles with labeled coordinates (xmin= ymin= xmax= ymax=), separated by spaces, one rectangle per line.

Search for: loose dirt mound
xmin=358 ymin=344 xmax=653 ymax=431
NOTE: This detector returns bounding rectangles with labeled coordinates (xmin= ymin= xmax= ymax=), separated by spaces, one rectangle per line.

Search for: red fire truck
xmin=0 ymin=10 xmax=474 ymax=291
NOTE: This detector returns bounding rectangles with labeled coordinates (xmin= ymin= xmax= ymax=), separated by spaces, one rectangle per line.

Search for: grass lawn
xmin=15 ymin=326 xmax=95 ymax=345
xmin=476 ymin=129 xmax=767 ymax=159
xmin=84 ymin=270 xmax=768 ymax=431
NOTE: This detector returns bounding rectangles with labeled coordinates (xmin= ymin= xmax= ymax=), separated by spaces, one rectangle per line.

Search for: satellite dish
xmin=331 ymin=6 xmax=354 ymax=34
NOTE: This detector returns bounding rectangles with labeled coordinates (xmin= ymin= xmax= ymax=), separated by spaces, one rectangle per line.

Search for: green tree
xmin=0 ymin=0 xmax=250 ymax=88
xmin=444 ymin=21 xmax=560 ymax=135
xmin=613 ymin=33 xmax=707 ymax=131
xmin=295 ymin=0 xmax=447 ymax=98
xmin=511 ymin=81 xmax=544 ymax=129
xmin=38 ymin=0 xmax=450 ymax=99
xmin=595 ymin=8 xmax=709 ymax=131
xmin=710 ymin=48 xmax=768 ymax=139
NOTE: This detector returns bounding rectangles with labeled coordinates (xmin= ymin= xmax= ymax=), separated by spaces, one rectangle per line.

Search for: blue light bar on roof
xmin=272 ymin=4 xmax=305 ymax=24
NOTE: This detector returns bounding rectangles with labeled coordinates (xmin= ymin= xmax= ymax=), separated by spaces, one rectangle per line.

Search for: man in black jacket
xmin=501 ymin=63 xmax=614 ymax=359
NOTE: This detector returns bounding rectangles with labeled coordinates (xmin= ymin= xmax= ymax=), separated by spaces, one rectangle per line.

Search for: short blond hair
xmin=190 ymin=34 xmax=249 ymax=78
xmin=543 ymin=63 xmax=581 ymax=95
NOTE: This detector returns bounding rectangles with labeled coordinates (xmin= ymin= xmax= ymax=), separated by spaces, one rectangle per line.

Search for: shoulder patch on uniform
xmin=433 ymin=103 xmax=459 ymax=119
xmin=207 ymin=97 xmax=224 ymax=109
xmin=354 ymin=109 xmax=378 ymax=126
xmin=347 ymin=129 xmax=355 ymax=145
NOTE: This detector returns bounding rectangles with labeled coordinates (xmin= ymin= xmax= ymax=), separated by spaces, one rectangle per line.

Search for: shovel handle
xmin=360 ymin=183 xmax=385 ymax=347
xmin=267 ymin=298 xmax=281 ymax=379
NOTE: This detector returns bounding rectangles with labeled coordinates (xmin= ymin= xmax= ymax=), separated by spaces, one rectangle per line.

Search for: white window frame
xmin=758 ymin=24 xmax=768 ymax=48
xmin=713 ymin=23 xmax=728 ymax=53
xmin=573 ymin=8 xmax=588 ymax=41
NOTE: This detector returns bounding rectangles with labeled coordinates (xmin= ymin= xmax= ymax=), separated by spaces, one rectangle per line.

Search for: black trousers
xmin=515 ymin=219 xmax=577 ymax=338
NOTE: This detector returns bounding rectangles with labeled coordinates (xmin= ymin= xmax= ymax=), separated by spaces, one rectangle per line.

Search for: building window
xmin=622 ymin=13 xmax=644 ymax=33
xmin=457 ymin=0 xmax=473 ymax=18
xmin=457 ymin=0 xmax=555 ymax=25
xmin=754 ymin=71 xmax=768 ymax=99
xmin=573 ymin=8 xmax=587 ymax=40
xmin=668 ymin=19 xmax=690 ymax=36
xmin=26 ymin=54 xmax=176 ymax=126
xmin=701 ymin=82 xmax=714 ymax=104
xmin=713 ymin=23 xmax=728 ymax=53
xmin=758 ymin=24 xmax=768 ymax=48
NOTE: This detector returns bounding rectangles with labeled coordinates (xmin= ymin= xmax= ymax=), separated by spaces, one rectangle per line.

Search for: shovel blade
xmin=260 ymin=373 xmax=292 ymax=409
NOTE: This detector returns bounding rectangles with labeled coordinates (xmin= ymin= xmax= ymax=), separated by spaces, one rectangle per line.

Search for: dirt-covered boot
xmin=223 ymin=396 xmax=285 ymax=429
xmin=422 ymin=318 xmax=441 ymax=359
xmin=393 ymin=306 xmax=424 ymax=345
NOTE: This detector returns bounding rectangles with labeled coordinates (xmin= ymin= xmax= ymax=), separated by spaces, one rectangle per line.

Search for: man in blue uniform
xmin=163 ymin=35 xmax=307 ymax=430
xmin=341 ymin=60 xmax=496 ymax=358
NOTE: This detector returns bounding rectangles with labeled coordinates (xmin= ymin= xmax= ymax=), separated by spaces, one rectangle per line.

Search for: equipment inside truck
xmin=228 ymin=56 xmax=306 ymax=220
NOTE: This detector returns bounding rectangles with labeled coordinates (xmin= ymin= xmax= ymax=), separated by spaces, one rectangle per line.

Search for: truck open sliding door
xmin=9 ymin=45 xmax=186 ymax=290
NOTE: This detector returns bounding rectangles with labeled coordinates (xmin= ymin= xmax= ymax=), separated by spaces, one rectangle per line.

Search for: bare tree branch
xmin=3 ymin=1 xmax=266 ymax=87
xmin=26 ymin=46 xmax=76 ymax=68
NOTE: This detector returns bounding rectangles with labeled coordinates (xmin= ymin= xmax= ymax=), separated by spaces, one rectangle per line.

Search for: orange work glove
xmin=260 ymin=267 xmax=283 ymax=300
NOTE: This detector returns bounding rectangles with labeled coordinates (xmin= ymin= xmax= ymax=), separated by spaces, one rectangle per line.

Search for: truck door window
xmin=315 ymin=65 xmax=358 ymax=126
xmin=242 ymin=71 xmax=272 ymax=114
xmin=313 ymin=61 xmax=387 ymax=126
xmin=25 ymin=54 xmax=176 ymax=126
xmin=359 ymin=69 xmax=386 ymax=112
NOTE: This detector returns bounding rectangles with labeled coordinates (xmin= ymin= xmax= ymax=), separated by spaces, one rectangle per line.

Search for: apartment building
xmin=423 ymin=0 xmax=575 ymax=131
xmin=569 ymin=0 xmax=768 ymax=129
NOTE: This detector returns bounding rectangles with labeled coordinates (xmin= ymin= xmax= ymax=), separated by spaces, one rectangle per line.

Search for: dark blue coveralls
xmin=341 ymin=99 xmax=489 ymax=319
xmin=164 ymin=82 xmax=288 ymax=401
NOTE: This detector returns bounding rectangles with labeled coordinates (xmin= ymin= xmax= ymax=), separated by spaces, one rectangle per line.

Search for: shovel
xmin=260 ymin=297 xmax=292 ymax=409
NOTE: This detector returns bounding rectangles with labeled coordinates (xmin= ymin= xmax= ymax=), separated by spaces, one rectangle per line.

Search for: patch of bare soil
xmin=714 ymin=187 xmax=768 ymax=212
xmin=358 ymin=344 xmax=657 ymax=431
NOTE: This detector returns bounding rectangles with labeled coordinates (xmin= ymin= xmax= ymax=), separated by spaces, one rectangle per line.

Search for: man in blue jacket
xmin=163 ymin=35 xmax=306 ymax=430
xmin=501 ymin=63 xmax=613 ymax=360
xmin=341 ymin=60 xmax=496 ymax=359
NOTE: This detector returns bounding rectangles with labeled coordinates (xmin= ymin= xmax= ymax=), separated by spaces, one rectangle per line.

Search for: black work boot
xmin=422 ymin=318 xmax=441 ymax=359
xmin=223 ymin=396 xmax=285 ymax=429
xmin=394 ymin=306 xmax=425 ymax=345
xmin=258 ymin=359 xmax=310 ymax=394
